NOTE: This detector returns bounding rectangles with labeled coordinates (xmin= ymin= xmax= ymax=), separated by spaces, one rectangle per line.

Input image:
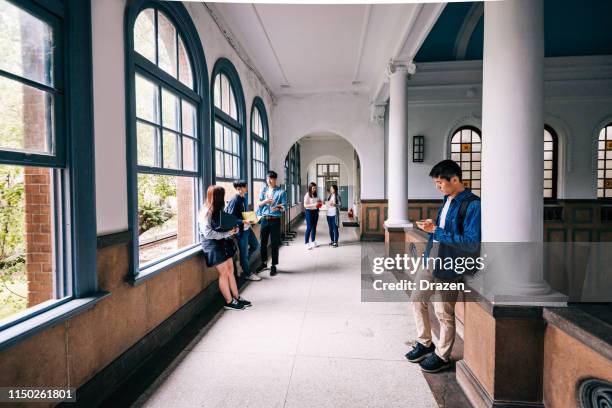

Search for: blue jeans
xmin=305 ymin=209 xmax=319 ymax=244
xmin=327 ymin=215 xmax=339 ymax=243
xmin=238 ymin=228 xmax=260 ymax=276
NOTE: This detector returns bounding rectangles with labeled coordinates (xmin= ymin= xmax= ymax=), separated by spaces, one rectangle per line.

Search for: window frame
xmin=211 ymin=58 xmax=246 ymax=185
xmin=0 ymin=0 xmax=100 ymax=350
xmin=125 ymin=0 xmax=210 ymax=284
xmin=544 ymin=125 xmax=559 ymax=200
xmin=449 ymin=125 xmax=482 ymax=196
xmin=250 ymin=97 xmax=269 ymax=208
xmin=597 ymin=123 xmax=612 ymax=200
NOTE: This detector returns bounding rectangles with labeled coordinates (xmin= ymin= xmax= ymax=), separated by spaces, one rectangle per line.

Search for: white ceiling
xmin=208 ymin=3 xmax=420 ymax=96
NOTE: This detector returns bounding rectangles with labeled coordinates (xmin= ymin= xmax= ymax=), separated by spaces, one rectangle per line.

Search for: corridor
xmin=136 ymin=216 xmax=437 ymax=408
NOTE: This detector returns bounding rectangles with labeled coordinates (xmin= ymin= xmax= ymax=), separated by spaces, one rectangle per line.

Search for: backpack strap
xmin=457 ymin=195 xmax=480 ymax=235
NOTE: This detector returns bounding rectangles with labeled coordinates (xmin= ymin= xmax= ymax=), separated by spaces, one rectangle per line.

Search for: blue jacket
xmin=424 ymin=188 xmax=481 ymax=279
xmin=256 ymin=186 xmax=287 ymax=218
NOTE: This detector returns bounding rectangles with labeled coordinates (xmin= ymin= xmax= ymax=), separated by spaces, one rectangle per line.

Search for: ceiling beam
xmin=352 ymin=4 xmax=372 ymax=84
xmin=251 ymin=4 xmax=291 ymax=87
xmin=454 ymin=2 xmax=484 ymax=60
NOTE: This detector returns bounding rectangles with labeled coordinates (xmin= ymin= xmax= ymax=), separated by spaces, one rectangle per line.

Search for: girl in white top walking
xmin=303 ymin=182 xmax=320 ymax=249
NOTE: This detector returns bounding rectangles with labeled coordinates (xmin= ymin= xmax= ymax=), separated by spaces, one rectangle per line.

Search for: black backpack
xmin=456 ymin=195 xmax=480 ymax=235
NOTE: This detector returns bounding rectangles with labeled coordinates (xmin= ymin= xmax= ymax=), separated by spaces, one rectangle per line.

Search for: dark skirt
xmin=201 ymin=237 xmax=236 ymax=268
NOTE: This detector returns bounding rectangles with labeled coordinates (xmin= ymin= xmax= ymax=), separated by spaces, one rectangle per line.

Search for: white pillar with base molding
xmin=385 ymin=60 xmax=415 ymax=229
xmin=479 ymin=0 xmax=563 ymax=304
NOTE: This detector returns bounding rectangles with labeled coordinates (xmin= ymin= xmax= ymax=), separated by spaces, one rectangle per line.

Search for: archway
xmin=281 ymin=131 xmax=362 ymax=225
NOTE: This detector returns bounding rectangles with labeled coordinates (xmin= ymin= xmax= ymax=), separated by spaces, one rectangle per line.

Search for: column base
xmin=458 ymin=293 xmax=559 ymax=408
xmin=456 ymin=360 xmax=544 ymax=408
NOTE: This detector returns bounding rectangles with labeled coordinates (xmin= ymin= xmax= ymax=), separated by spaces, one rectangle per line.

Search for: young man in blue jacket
xmin=225 ymin=180 xmax=261 ymax=281
xmin=405 ymin=160 xmax=481 ymax=373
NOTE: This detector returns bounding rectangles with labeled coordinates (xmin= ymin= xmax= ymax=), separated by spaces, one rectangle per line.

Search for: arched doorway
xmin=280 ymin=132 xmax=362 ymax=227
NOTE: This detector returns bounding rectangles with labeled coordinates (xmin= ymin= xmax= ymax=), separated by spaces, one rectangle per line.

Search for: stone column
xmin=384 ymin=60 xmax=415 ymax=229
xmin=478 ymin=0 xmax=560 ymax=303
xmin=458 ymin=2 xmax=565 ymax=407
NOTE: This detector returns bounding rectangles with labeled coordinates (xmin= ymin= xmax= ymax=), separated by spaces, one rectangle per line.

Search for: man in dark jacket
xmin=225 ymin=181 xmax=261 ymax=281
xmin=405 ymin=160 xmax=481 ymax=373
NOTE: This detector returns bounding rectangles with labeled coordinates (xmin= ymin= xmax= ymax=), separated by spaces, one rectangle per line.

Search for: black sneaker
xmin=328 ymin=242 xmax=334 ymax=246
xmin=255 ymin=263 xmax=268 ymax=273
xmin=332 ymin=243 xmax=338 ymax=247
xmin=224 ymin=299 xmax=245 ymax=311
xmin=419 ymin=353 xmax=451 ymax=373
xmin=405 ymin=342 xmax=436 ymax=363
xmin=236 ymin=297 xmax=252 ymax=307
xmin=270 ymin=266 xmax=278 ymax=276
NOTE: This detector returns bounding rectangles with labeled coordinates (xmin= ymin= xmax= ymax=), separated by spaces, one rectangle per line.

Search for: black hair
xmin=429 ymin=159 xmax=462 ymax=181
xmin=233 ymin=180 xmax=247 ymax=188
xmin=267 ymin=170 xmax=278 ymax=179
xmin=308 ymin=182 xmax=317 ymax=198
xmin=329 ymin=184 xmax=338 ymax=194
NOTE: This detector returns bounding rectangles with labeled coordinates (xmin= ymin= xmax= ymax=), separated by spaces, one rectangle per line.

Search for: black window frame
xmin=125 ymin=0 xmax=210 ymax=283
xmin=250 ymin=96 xmax=268 ymax=208
xmin=544 ymin=125 xmax=559 ymax=200
xmin=597 ymin=123 xmax=612 ymax=199
xmin=449 ymin=125 xmax=482 ymax=196
xmin=0 ymin=0 xmax=99 ymax=349
xmin=211 ymin=58 xmax=246 ymax=185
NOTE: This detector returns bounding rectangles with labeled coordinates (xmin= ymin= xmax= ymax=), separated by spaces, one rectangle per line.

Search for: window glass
xmin=597 ymin=124 xmax=612 ymax=198
xmin=0 ymin=0 xmax=68 ymax=324
xmin=132 ymin=7 xmax=201 ymax=271
xmin=133 ymin=8 xmax=155 ymax=63
xmin=450 ymin=127 xmax=481 ymax=196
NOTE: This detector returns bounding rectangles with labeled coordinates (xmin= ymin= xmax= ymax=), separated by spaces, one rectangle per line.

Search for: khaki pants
xmin=410 ymin=267 xmax=462 ymax=361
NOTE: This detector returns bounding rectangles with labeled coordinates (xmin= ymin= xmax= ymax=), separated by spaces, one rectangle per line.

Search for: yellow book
xmin=242 ymin=211 xmax=260 ymax=224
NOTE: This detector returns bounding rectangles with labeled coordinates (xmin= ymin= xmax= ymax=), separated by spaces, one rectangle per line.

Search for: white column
xmin=480 ymin=0 xmax=562 ymax=303
xmin=385 ymin=60 xmax=415 ymax=228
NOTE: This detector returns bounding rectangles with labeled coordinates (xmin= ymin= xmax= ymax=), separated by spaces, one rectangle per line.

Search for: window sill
xmin=129 ymin=245 xmax=203 ymax=286
xmin=0 ymin=292 xmax=110 ymax=352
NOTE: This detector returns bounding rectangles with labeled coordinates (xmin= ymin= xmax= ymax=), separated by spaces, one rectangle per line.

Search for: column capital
xmin=386 ymin=59 xmax=416 ymax=78
xmin=369 ymin=103 xmax=386 ymax=126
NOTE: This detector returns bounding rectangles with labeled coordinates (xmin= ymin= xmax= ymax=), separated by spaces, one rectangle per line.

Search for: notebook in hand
xmin=241 ymin=211 xmax=260 ymax=224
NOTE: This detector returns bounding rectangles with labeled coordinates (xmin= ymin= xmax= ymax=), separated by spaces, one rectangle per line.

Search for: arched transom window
xmin=597 ymin=123 xmax=612 ymax=198
xmin=544 ymin=126 xmax=558 ymax=199
xmin=450 ymin=126 xmax=481 ymax=196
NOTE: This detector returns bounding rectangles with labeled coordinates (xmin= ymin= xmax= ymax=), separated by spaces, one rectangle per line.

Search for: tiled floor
xmin=135 ymin=213 xmax=438 ymax=408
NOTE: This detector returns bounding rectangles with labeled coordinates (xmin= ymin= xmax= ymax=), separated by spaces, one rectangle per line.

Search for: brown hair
xmin=308 ymin=182 xmax=317 ymax=198
xmin=206 ymin=185 xmax=225 ymax=217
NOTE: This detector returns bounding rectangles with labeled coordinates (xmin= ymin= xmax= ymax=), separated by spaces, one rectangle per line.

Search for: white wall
xmin=91 ymin=1 xmax=274 ymax=235
xmin=401 ymin=56 xmax=612 ymax=200
xmin=271 ymin=92 xmax=385 ymax=199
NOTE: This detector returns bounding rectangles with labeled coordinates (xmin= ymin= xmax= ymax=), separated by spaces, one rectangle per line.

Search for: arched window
xmin=127 ymin=3 xmax=207 ymax=278
xmin=450 ymin=126 xmax=481 ymax=196
xmin=212 ymin=59 xmax=246 ymax=203
xmin=250 ymin=98 xmax=268 ymax=207
xmin=597 ymin=123 xmax=612 ymax=199
xmin=544 ymin=126 xmax=558 ymax=199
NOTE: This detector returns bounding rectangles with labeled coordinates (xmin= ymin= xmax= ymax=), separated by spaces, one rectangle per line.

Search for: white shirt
xmin=304 ymin=193 xmax=318 ymax=209
xmin=433 ymin=196 xmax=453 ymax=243
xmin=327 ymin=194 xmax=337 ymax=217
